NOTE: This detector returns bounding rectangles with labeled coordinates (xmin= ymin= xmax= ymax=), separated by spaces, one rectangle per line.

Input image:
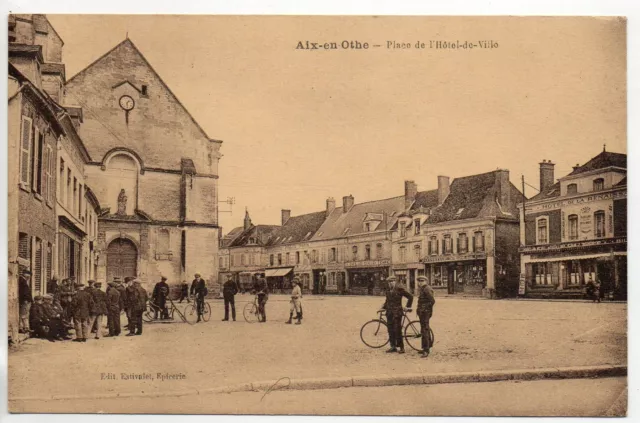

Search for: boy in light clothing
xmin=286 ymin=278 xmax=303 ymax=325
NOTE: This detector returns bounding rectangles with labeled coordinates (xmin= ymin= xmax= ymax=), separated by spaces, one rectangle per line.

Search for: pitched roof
xmin=530 ymin=181 xmax=561 ymax=201
xmin=265 ymin=211 xmax=327 ymax=246
xmin=566 ymin=151 xmax=627 ymax=177
xmin=614 ymin=177 xmax=627 ymax=187
xmin=427 ymin=171 xmax=523 ymax=224
xmin=229 ymin=225 xmax=280 ymax=248
xmin=221 ymin=227 xmax=244 ymax=248
xmin=408 ymin=189 xmax=439 ymax=214
xmin=312 ymin=196 xmax=406 ymax=241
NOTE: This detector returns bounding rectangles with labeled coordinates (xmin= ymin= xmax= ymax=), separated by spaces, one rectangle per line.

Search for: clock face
xmin=119 ymin=95 xmax=135 ymax=111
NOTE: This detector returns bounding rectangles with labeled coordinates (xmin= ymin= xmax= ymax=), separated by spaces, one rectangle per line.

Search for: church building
xmin=64 ymin=39 xmax=222 ymax=291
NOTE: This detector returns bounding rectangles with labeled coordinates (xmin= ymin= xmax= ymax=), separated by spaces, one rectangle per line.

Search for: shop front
xmin=324 ymin=263 xmax=346 ymax=295
xmin=423 ymin=253 xmax=487 ymax=295
xmin=392 ymin=263 xmax=424 ymax=294
xmin=345 ymin=259 xmax=391 ymax=296
xmin=238 ymin=271 xmax=264 ymax=293
xmin=265 ymin=267 xmax=294 ymax=293
xmin=312 ymin=268 xmax=326 ymax=294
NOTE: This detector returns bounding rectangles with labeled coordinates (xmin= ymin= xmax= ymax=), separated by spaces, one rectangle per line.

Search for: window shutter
xmin=436 ymin=239 xmax=439 ymax=255
xmin=428 ymin=240 xmax=432 ymax=255
xmin=34 ymin=239 xmax=42 ymax=294
xmin=456 ymin=237 xmax=460 ymax=254
xmin=481 ymin=234 xmax=485 ymax=251
xmin=20 ymin=116 xmax=33 ymax=186
xmin=466 ymin=236 xmax=469 ymax=252
xmin=32 ymin=129 xmax=40 ymax=192
xmin=441 ymin=239 xmax=445 ymax=254
xmin=42 ymin=147 xmax=49 ymax=201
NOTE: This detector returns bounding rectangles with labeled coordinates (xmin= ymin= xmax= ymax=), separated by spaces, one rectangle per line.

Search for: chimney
xmin=572 ymin=163 xmax=580 ymax=172
xmin=243 ymin=208 xmax=252 ymax=231
xmin=437 ymin=176 xmax=450 ymax=205
xmin=281 ymin=209 xmax=291 ymax=226
xmin=326 ymin=197 xmax=336 ymax=217
xmin=404 ymin=180 xmax=417 ymax=209
xmin=342 ymin=195 xmax=354 ymax=213
xmin=496 ymin=170 xmax=511 ymax=207
xmin=539 ymin=160 xmax=555 ymax=193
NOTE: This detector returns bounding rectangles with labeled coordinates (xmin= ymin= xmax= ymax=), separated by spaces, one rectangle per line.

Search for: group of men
xmin=150 ymin=273 xmax=208 ymax=322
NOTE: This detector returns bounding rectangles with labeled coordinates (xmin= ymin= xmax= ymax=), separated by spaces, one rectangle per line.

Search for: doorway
xmin=106 ymin=238 xmax=138 ymax=282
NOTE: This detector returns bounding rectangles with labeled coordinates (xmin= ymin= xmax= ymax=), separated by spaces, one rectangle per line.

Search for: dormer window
xmin=593 ymin=178 xmax=604 ymax=191
xmin=365 ymin=223 xmax=370 ymax=232
xmin=141 ymin=84 xmax=148 ymax=96
xmin=567 ymin=184 xmax=578 ymax=195
xmin=414 ymin=219 xmax=421 ymax=234
xmin=400 ymin=222 xmax=407 ymax=237
xmin=455 ymin=208 xmax=464 ymax=218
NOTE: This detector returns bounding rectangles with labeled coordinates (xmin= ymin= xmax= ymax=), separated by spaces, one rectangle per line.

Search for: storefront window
xmin=594 ymin=211 xmax=605 ymax=238
xmin=568 ymin=215 xmax=578 ymax=240
xmin=431 ymin=266 xmax=445 ymax=287
xmin=534 ymin=263 xmax=551 ymax=285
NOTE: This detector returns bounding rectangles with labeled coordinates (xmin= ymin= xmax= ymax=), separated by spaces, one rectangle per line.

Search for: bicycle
xmin=243 ymin=294 xmax=266 ymax=323
xmin=185 ymin=297 xmax=212 ymax=323
xmin=143 ymin=298 xmax=193 ymax=325
xmin=360 ymin=309 xmax=434 ymax=352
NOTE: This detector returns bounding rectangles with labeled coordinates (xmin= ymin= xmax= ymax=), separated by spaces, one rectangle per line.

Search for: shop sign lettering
xmin=527 ymin=190 xmax=626 ymax=213
xmin=344 ymin=259 xmax=391 ymax=268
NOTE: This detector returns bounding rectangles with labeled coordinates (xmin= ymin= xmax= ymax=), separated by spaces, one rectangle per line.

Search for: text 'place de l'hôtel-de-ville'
xmin=7 ymin=15 xmax=627 ymax=341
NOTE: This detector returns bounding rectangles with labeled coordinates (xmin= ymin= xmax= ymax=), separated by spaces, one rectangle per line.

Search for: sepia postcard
xmin=6 ymin=14 xmax=627 ymax=416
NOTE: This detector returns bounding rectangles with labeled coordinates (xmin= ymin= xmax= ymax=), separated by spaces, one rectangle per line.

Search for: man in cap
xmin=152 ymin=276 xmax=170 ymax=320
xmin=380 ymin=275 xmax=413 ymax=354
xmin=123 ymin=276 xmax=136 ymax=329
xmin=89 ymin=281 xmax=108 ymax=339
xmin=106 ymin=281 xmax=121 ymax=336
xmin=252 ymin=277 xmax=268 ymax=323
xmin=286 ymin=278 xmax=303 ymax=325
xmin=71 ymin=283 xmax=95 ymax=342
xmin=18 ymin=269 xmax=33 ymax=333
xmin=29 ymin=295 xmax=47 ymax=339
xmin=127 ymin=278 xmax=148 ymax=336
xmin=416 ymin=276 xmax=436 ymax=357
xmin=190 ymin=273 xmax=207 ymax=323
xmin=222 ymin=274 xmax=238 ymax=321
xmin=42 ymin=294 xmax=67 ymax=341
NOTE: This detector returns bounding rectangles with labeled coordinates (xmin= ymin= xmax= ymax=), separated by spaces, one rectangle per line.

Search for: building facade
xmin=64 ymin=39 xmax=222 ymax=292
xmin=518 ymin=150 xmax=627 ymax=299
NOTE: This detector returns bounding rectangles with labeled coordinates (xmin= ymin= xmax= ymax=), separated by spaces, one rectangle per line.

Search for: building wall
xmin=184 ymin=226 xmax=220 ymax=294
xmin=524 ymin=209 xmax=561 ymax=245
xmin=494 ymin=220 xmax=521 ymax=297
xmin=8 ymin=89 xmax=22 ymax=341
xmin=614 ymin=198 xmax=627 ymax=237
xmin=559 ymin=170 xmax=625 ymax=196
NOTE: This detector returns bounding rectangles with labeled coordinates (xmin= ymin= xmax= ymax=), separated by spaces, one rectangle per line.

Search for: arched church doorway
xmin=106 ymin=238 xmax=138 ymax=282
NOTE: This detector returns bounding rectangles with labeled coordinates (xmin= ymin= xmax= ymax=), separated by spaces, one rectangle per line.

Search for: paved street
xmin=9 ymin=377 xmax=627 ymax=415
xmin=9 ymin=295 xmax=626 ymax=411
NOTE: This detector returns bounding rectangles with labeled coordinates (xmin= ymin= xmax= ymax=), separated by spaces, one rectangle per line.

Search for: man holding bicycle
xmin=380 ymin=275 xmax=413 ymax=354
xmin=416 ymin=275 xmax=435 ymax=357
xmin=252 ymin=277 xmax=268 ymax=323
xmin=190 ymin=273 xmax=207 ymax=323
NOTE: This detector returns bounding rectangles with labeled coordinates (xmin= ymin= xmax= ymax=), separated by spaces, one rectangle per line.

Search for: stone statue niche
xmin=117 ymin=189 xmax=128 ymax=215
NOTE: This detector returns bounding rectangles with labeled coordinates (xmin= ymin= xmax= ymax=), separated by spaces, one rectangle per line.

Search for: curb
xmin=9 ymin=364 xmax=626 ymax=402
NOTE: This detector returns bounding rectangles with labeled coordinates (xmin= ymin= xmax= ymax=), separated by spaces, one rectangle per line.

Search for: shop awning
xmin=528 ymin=253 xmax=612 ymax=263
xmin=265 ymin=268 xmax=293 ymax=277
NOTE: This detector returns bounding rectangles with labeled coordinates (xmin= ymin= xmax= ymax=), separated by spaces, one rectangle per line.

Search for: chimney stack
xmin=437 ymin=176 xmax=450 ymax=205
xmin=496 ymin=170 xmax=511 ymax=207
xmin=404 ymin=180 xmax=418 ymax=209
xmin=342 ymin=195 xmax=354 ymax=213
xmin=326 ymin=197 xmax=336 ymax=217
xmin=572 ymin=163 xmax=580 ymax=171
xmin=539 ymin=160 xmax=555 ymax=193
xmin=243 ymin=208 xmax=252 ymax=231
xmin=281 ymin=209 xmax=291 ymax=226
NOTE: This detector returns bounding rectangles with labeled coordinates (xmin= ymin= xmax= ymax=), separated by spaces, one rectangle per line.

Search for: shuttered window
xmin=42 ymin=146 xmax=49 ymax=201
xmin=18 ymin=232 xmax=30 ymax=260
xmin=32 ymin=129 xmax=42 ymax=193
xmin=46 ymin=243 xmax=52 ymax=289
xmin=47 ymin=146 xmax=55 ymax=203
xmin=20 ymin=116 xmax=33 ymax=186
xmin=34 ymin=238 xmax=43 ymax=294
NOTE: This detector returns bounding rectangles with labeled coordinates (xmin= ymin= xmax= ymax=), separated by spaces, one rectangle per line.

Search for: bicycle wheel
xmin=243 ymin=302 xmax=259 ymax=323
xmin=360 ymin=319 xmax=389 ymax=349
xmin=142 ymin=307 xmax=154 ymax=323
xmin=404 ymin=320 xmax=423 ymax=352
xmin=201 ymin=302 xmax=212 ymax=322
xmin=179 ymin=304 xmax=197 ymax=325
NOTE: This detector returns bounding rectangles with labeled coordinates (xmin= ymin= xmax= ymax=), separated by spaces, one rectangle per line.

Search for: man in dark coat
xmin=71 ymin=283 xmax=95 ymax=342
xmin=42 ymin=294 xmax=67 ymax=341
xmin=381 ymin=276 xmax=413 ymax=354
xmin=18 ymin=269 xmax=33 ymax=333
xmin=106 ymin=281 xmax=121 ymax=336
xmin=416 ymin=276 xmax=436 ymax=357
xmin=190 ymin=273 xmax=207 ymax=323
xmin=89 ymin=281 xmax=108 ymax=339
xmin=222 ymin=275 xmax=238 ymax=321
xmin=29 ymin=295 xmax=48 ymax=339
xmin=252 ymin=277 xmax=269 ymax=323
xmin=178 ymin=280 xmax=190 ymax=303
xmin=123 ymin=277 xmax=135 ymax=329
xmin=47 ymin=275 xmax=59 ymax=297
xmin=152 ymin=276 xmax=170 ymax=319
xmin=127 ymin=279 xmax=148 ymax=336
xmin=58 ymin=278 xmax=74 ymax=324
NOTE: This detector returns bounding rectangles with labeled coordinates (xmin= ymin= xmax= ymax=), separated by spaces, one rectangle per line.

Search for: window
xmin=376 ymin=243 xmax=383 ymax=259
xmin=19 ymin=116 xmax=33 ymax=187
xmin=311 ymin=250 xmax=317 ymax=263
xmin=277 ymin=253 xmax=282 ymax=265
xmin=534 ymin=263 xmax=551 ymax=285
xmin=78 ymin=184 xmax=83 ymax=219
xmin=536 ymin=218 xmax=548 ymax=244
xmin=34 ymin=238 xmax=42 ymax=294
xmin=269 ymin=254 xmax=274 ymax=266
xmin=241 ymin=254 xmax=247 ymax=266
xmin=303 ymin=251 xmax=309 ymax=265
xmin=219 ymin=257 xmax=224 ymax=268
xmin=352 ymin=246 xmax=358 ymax=261
xmin=399 ymin=246 xmax=407 ymax=263
xmin=414 ymin=219 xmax=421 ymax=235
xmin=399 ymin=222 xmax=406 ymax=237
xmin=42 ymin=145 xmax=49 ymax=201
xmin=414 ymin=244 xmax=421 ymax=261
xmin=474 ymin=231 xmax=485 ymax=251
xmin=365 ymin=223 xmax=370 ymax=232
xmin=59 ymin=158 xmax=65 ymax=199
xmin=429 ymin=236 xmax=438 ymax=255
xmin=458 ymin=233 xmax=468 ymax=253
xmin=568 ymin=215 xmax=578 ymax=240
xmin=286 ymin=252 xmax=290 ymax=265
xmin=141 ymin=85 xmax=148 ymax=96
xmin=18 ymin=232 xmax=30 ymax=261
xmin=66 ymin=169 xmax=71 ymax=209
xmin=593 ymin=178 xmax=604 ymax=191
xmin=594 ymin=211 xmax=605 ymax=238
xmin=47 ymin=145 xmax=54 ymax=202
xmin=567 ymin=184 xmax=578 ymax=195
xmin=32 ymin=130 xmax=44 ymax=194
xmin=330 ymin=248 xmax=336 ymax=262
xmin=296 ymin=251 xmax=300 ymax=264
xmin=230 ymin=254 xmax=235 ymax=267
xmin=157 ymin=228 xmax=170 ymax=256
xmin=443 ymin=234 xmax=453 ymax=254
xmin=362 ymin=244 xmax=370 ymax=260
xmin=46 ymin=243 xmax=52 ymax=290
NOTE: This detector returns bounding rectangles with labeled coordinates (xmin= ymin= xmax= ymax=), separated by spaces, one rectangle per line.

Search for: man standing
xmin=416 ymin=276 xmax=435 ymax=357
xmin=253 ymin=277 xmax=268 ymax=323
xmin=286 ymin=278 xmax=303 ymax=325
xmin=190 ymin=273 xmax=207 ymax=323
xmin=47 ymin=275 xmax=59 ymax=297
xmin=222 ymin=275 xmax=238 ymax=321
xmin=381 ymin=276 xmax=413 ymax=354
xmin=18 ymin=269 xmax=33 ymax=334
xmin=127 ymin=279 xmax=148 ymax=336
xmin=152 ymin=276 xmax=170 ymax=319
xmin=71 ymin=283 xmax=95 ymax=342
xmin=89 ymin=281 xmax=108 ymax=339
xmin=124 ymin=277 xmax=136 ymax=329
xmin=178 ymin=280 xmax=190 ymax=303
xmin=106 ymin=281 xmax=121 ymax=337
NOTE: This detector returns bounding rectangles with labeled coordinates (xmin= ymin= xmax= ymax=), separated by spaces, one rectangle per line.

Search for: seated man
xmin=29 ymin=295 xmax=52 ymax=341
xmin=42 ymin=294 xmax=69 ymax=340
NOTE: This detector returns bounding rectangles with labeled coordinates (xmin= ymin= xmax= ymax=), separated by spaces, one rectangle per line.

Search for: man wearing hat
xmin=18 ymin=268 xmax=33 ymax=333
xmin=42 ymin=294 xmax=67 ymax=341
xmin=29 ymin=295 xmax=51 ymax=340
xmin=127 ymin=278 xmax=148 ymax=335
xmin=380 ymin=275 xmax=413 ymax=354
xmin=221 ymin=274 xmax=238 ymax=321
xmin=89 ymin=281 xmax=108 ymax=339
xmin=252 ymin=277 xmax=268 ymax=323
xmin=106 ymin=281 xmax=121 ymax=336
xmin=416 ymin=276 xmax=436 ymax=357
xmin=71 ymin=283 xmax=95 ymax=342
xmin=286 ymin=278 xmax=303 ymax=325
xmin=123 ymin=277 xmax=136 ymax=329
xmin=190 ymin=273 xmax=207 ymax=323
xmin=152 ymin=276 xmax=170 ymax=320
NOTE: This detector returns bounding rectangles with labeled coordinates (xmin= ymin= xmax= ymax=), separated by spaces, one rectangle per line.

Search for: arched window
xmin=568 ymin=215 xmax=578 ymax=240
xmin=593 ymin=178 xmax=604 ymax=191
xmin=567 ymin=183 xmax=578 ymax=195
